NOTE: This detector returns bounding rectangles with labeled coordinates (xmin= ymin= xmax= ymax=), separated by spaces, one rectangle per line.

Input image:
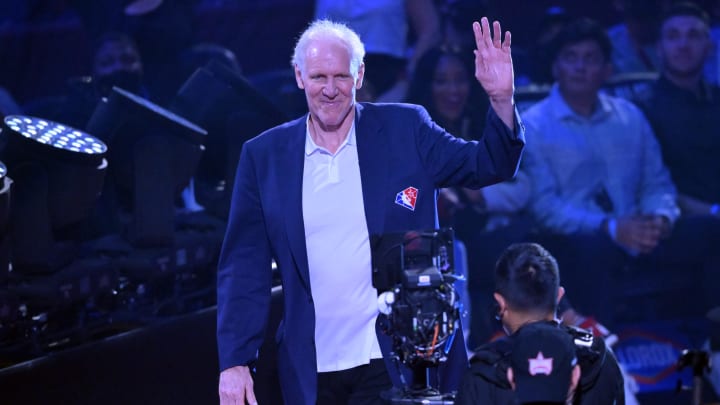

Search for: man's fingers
xmin=474 ymin=17 xmax=508 ymax=50
xmin=481 ymin=17 xmax=493 ymax=48
xmin=502 ymin=30 xmax=512 ymax=50
xmin=493 ymin=21 xmax=502 ymax=47
xmin=473 ymin=21 xmax=482 ymax=48
xmin=246 ymin=389 xmax=258 ymax=405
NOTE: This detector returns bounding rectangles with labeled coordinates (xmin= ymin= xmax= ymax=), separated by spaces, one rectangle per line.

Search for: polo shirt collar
xmin=304 ymin=115 xmax=356 ymax=156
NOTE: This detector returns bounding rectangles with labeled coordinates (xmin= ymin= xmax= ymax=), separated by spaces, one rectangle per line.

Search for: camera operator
xmin=455 ymin=242 xmax=624 ymax=404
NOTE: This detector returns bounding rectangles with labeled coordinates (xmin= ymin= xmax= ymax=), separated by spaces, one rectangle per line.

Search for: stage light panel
xmin=4 ymin=116 xmax=107 ymax=156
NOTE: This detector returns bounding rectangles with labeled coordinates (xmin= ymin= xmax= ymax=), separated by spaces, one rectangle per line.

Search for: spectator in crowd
xmin=521 ymin=17 xmax=720 ymax=330
xmin=91 ymin=32 xmax=146 ymax=98
xmin=70 ymin=0 xmax=194 ymax=104
xmin=607 ymin=0 xmax=671 ymax=74
xmin=636 ymin=2 xmax=720 ymax=217
xmin=634 ymin=3 xmax=720 ymax=393
xmin=25 ymin=32 xmax=147 ymax=130
xmin=455 ymin=242 xmax=624 ymax=404
xmin=405 ymin=46 xmax=488 ymax=139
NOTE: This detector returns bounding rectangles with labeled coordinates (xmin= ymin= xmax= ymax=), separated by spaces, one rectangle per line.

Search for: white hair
xmin=291 ymin=19 xmax=365 ymax=79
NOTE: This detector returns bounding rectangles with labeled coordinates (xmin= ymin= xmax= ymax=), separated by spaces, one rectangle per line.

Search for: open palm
xmin=473 ymin=17 xmax=514 ymax=101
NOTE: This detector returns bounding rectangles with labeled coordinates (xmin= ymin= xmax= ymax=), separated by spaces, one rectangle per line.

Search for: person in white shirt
xmin=216 ymin=16 xmax=524 ymax=405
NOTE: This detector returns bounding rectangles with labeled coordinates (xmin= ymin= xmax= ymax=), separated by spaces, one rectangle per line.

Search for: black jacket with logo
xmin=454 ymin=321 xmax=625 ymax=405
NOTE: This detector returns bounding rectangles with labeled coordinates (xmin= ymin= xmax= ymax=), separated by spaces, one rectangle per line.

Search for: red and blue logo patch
xmin=395 ymin=187 xmax=418 ymax=211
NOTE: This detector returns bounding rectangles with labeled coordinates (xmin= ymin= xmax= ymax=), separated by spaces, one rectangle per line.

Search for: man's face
xmin=432 ymin=55 xmax=471 ymax=124
xmin=93 ymin=40 xmax=142 ymax=77
xmin=93 ymin=39 xmax=144 ymax=95
xmin=658 ymin=15 xmax=711 ymax=78
xmin=294 ymin=38 xmax=363 ymax=132
xmin=552 ymin=40 xmax=612 ymax=99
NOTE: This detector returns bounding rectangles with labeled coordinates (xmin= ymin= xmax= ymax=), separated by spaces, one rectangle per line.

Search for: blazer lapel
xmin=355 ymin=104 xmax=389 ymax=236
xmin=280 ymin=118 xmax=312 ymax=293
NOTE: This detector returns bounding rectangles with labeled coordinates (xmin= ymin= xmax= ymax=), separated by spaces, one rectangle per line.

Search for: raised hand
xmin=473 ymin=17 xmax=514 ymax=102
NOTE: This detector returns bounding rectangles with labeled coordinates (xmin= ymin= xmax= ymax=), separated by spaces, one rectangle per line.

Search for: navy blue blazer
xmin=216 ymin=102 xmax=525 ymax=404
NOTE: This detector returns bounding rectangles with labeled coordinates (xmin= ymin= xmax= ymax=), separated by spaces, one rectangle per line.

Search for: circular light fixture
xmin=2 ymin=115 xmax=107 ymax=167
xmin=4 ymin=115 xmax=107 ymax=155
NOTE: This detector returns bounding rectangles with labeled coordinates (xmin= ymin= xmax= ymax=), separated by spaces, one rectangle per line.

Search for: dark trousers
xmin=317 ymin=358 xmax=393 ymax=405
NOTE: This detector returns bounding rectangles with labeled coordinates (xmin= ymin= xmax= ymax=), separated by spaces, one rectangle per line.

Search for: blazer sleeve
xmin=216 ymin=142 xmax=273 ymax=371
xmin=414 ymin=105 xmax=525 ymax=189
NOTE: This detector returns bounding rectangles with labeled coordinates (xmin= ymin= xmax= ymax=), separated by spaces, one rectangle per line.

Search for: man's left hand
xmin=472 ymin=17 xmax=513 ymax=103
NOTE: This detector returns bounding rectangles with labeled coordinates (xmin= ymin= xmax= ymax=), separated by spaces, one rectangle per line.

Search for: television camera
xmin=371 ymin=228 xmax=461 ymax=403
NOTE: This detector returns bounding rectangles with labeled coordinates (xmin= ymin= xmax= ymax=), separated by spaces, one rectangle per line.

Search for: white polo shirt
xmin=302 ymin=119 xmax=383 ymax=372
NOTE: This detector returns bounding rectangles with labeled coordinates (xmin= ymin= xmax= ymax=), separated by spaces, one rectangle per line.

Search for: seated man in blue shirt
xmin=521 ymin=17 xmax=720 ymax=330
